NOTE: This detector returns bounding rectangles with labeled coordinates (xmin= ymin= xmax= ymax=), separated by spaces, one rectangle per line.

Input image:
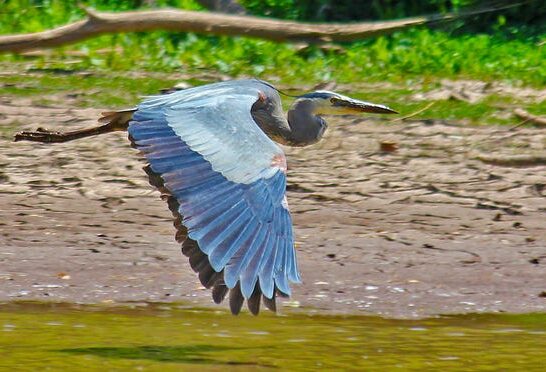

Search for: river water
xmin=1 ymin=302 xmax=544 ymax=371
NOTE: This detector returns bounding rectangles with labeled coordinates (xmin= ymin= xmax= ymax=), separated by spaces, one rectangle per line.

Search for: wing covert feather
xmin=128 ymin=79 xmax=300 ymax=314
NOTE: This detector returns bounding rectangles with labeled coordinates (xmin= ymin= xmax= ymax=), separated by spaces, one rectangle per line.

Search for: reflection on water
xmin=0 ymin=302 xmax=545 ymax=370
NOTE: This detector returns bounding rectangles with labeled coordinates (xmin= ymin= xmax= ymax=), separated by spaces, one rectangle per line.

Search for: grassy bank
xmin=0 ymin=1 xmax=544 ymax=126
xmin=1 ymin=66 xmax=544 ymax=127
xmin=1 ymin=29 xmax=545 ymax=87
xmin=1 ymin=1 xmax=545 ymax=86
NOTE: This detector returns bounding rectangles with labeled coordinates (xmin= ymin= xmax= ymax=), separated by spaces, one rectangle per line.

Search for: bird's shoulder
xmin=138 ymin=79 xmax=280 ymax=110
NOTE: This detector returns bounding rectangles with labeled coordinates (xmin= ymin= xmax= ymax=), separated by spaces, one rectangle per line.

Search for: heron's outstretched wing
xmin=128 ymin=80 xmax=301 ymax=314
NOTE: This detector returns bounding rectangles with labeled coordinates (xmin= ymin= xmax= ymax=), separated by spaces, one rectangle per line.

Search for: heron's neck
xmin=285 ymin=99 xmax=327 ymax=147
xmin=251 ymin=97 xmax=327 ymax=147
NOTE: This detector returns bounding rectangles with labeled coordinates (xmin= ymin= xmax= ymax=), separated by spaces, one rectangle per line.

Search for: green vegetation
xmin=243 ymin=0 xmax=546 ymax=38
xmin=0 ymin=69 xmax=181 ymax=107
xmin=1 ymin=302 xmax=545 ymax=370
xmin=1 ymin=1 xmax=545 ymax=85
xmin=2 ymin=68 xmax=545 ymax=126
xmin=0 ymin=1 xmax=544 ymax=124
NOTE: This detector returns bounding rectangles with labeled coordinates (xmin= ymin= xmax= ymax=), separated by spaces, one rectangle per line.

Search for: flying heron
xmin=15 ymin=79 xmax=397 ymax=315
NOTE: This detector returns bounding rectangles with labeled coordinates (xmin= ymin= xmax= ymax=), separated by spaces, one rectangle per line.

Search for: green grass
xmin=1 ymin=66 xmax=543 ymax=126
xmin=1 ymin=30 xmax=544 ymax=87
xmin=0 ymin=1 xmax=544 ymax=126
xmin=0 ymin=68 xmax=180 ymax=107
xmin=0 ymin=1 xmax=545 ymax=86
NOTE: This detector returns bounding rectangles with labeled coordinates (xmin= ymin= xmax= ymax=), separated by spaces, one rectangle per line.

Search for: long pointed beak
xmin=334 ymin=98 xmax=398 ymax=114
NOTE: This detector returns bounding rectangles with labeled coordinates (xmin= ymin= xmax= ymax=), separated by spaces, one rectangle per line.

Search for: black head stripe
xmin=299 ymin=92 xmax=336 ymax=100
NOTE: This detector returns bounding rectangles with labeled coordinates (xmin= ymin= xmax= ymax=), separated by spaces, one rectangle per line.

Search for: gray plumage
xmin=250 ymin=80 xmax=396 ymax=147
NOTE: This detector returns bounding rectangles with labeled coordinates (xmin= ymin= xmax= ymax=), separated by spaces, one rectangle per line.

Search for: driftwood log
xmin=0 ymin=8 xmax=455 ymax=53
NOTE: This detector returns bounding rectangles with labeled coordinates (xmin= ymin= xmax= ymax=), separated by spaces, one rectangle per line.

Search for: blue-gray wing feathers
xmin=128 ymin=80 xmax=300 ymax=314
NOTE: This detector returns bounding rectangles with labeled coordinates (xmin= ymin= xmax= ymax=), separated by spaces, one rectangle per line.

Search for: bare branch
xmin=0 ymin=8 xmax=450 ymax=53
xmin=513 ymin=109 xmax=546 ymax=127
xmin=475 ymin=154 xmax=546 ymax=167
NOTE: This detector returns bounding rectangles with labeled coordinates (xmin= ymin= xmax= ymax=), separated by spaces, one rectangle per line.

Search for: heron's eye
xmin=330 ymin=97 xmax=338 ymax=104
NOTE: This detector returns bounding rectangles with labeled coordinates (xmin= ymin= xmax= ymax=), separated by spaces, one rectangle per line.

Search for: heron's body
xmin=15 ymin=78 xmax=396 ymax=315
xmin=129 ymin=79 xmax=300 ymax=314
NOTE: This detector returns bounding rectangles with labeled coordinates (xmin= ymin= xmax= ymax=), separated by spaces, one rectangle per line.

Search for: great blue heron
xmin=15 ymin=79 xmax=396 ymax=315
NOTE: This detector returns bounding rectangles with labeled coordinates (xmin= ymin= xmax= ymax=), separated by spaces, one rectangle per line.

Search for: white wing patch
xmin=281 ymin=195 xmax=289 ymax=210
xmin=139 ymin=82 xmax=285 ymax=185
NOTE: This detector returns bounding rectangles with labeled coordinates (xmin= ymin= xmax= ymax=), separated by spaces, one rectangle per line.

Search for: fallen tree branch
xmin=474 ymin=154 xmax=546 ymax=167
xmin=513 ymin=108 xmax=546 ymax=127
xmin=0 ymin=8 xmax=455 ymax=53
xmin=0 ymin=1 xmax=529 ymax=53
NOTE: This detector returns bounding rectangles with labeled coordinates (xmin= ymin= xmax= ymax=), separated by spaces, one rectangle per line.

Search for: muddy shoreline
xmin=1 ymin=98 xmax=545 ymax=318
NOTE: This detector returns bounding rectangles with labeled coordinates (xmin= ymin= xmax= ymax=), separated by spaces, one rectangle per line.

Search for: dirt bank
xmin=1 ymin=97 xmax=545 ymax=318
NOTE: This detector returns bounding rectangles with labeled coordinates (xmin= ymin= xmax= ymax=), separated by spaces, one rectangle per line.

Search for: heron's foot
xmin=14 ymin=127 xmax=69 ymax=143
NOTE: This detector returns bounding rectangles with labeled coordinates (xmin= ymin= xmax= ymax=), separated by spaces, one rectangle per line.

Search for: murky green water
xmin=0 ymin=302 xmax=545 ymax=371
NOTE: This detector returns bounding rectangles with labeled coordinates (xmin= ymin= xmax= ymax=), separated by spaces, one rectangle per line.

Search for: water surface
xmin=1 ymin=302 xmax=544 ymax=371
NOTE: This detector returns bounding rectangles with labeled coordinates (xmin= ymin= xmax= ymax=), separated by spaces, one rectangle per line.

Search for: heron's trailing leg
xmin=14 ymin=109 xmax=135 ymax=144
xmin=14 ymin=123 xmax=120 ymax=143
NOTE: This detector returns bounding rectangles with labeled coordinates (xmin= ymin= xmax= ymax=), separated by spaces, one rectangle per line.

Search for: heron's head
xmin=297 ymin=91 xmax=397 ymax=116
